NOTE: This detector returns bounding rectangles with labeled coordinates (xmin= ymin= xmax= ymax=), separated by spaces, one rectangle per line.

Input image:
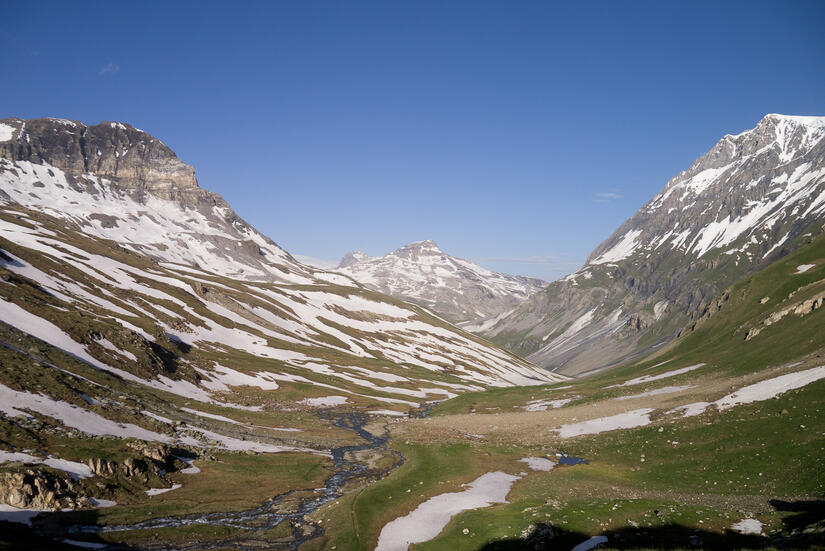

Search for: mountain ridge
xmin=0 ymin=117 xmax=341 ymax=285
xmin=483 ymin=113 xmax=825 ymax=374
xmin=335 ymin=239 xmax=547 ymax=325
xmin=0 ymin=116 xmax=564 ymax=407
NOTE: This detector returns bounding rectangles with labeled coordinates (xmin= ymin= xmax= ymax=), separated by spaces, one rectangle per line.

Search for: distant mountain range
xmin=334 ymin=240 xmax=547 ymax=325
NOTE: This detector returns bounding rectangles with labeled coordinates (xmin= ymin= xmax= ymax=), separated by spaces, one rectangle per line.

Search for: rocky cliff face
xmin=483 ymin=114 xmax=825 ymax=375
xmin=0 ymin=118 xmax=197 ymax=198
xmin=0 ymin=117 xmax=339 ymax=284
xmin=336 ymin=240 xmax=547 ymax=325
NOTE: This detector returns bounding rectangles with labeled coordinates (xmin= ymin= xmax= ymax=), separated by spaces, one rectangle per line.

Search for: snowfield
xmin=519 ymin=457 xmax=555 ymax=471
xmin=616 ymin=364 xmax=706 ymax=387
xmin=552 ymin=409 xmax=654 ymax=438
xmin=0 ymin=450 xmax=94 ymax=480
xmin=731 ymin=518 xmax=764 ymax=535
xmin=374 ymin=471 xmax=521 ymax=551
xmin=672 ymin=366 xmax=825 ymax=417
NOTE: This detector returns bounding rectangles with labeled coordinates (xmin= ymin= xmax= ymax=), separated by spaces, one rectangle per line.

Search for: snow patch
xmin=369 ymin=409 xmax=407 ymax=417
xmin=590 ymin=229 xmax=643 ymax=264
xmin=731 ymin=518 xmax=763 ymax=535
xmin=672 ymin=366 xmax=825 ymax=417
xmin=0 ymin=383 xmax=172 ymax=442
xmin=0 ymin=504 xmax=47 ymax=525
xmin=519 ymin=457 xmax=555 ymax=471
xmin=0 ymin=451 xmax=94 ymax=480
xmin=145 ymin=484 xmax=182 ymax=496
xmin=617 ymin=364 xmax=705 ymax=387
xmin=0 ymin=123 xmax=15 ymax=141
xmin=375 ymin=471 xmax=521 ymax=551
xmin=522 ymin=398 xmax=573 ymax=411
xmin=615 ymin=385 xmax=695 ymax=401
xmin=298 ymin=396 xmax=349 ymax=408
xmin=572 ymin=535 xmax=609 ymax=551
xmin=553 ymin=409 xmax=654 ymax=438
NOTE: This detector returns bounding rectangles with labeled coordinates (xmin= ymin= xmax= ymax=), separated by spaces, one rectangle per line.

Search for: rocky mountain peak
xmin=338 ymin=251 xmax=372 ymax=268
xmin=0 ymin=116 xmax=345 ymax=284
xmin=336 ymin=240 xmax=546 ymax=325
xmin=0 ymin=118 xmax=198 ymax=199
xmin=486 ymin=113 xmax=825 ymax=375
xmin=393 ymin=240 xmax=445 ymax=260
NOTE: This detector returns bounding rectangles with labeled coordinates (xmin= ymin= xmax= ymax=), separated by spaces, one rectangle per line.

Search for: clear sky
xmin=2 ymin=1 xmax=824 ymax=280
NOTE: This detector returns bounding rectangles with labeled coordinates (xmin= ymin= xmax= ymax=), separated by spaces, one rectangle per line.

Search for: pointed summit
xmin=335 ymin=240 xmax=546 ymax=324
xmin=338 ymin=251 xmax=372 ymax=268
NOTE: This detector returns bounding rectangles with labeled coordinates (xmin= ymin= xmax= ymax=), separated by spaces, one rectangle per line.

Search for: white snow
xmin=374 ymin=471 xmax=521 ymax=551
xmin=715 ymin=366 xmax=825 ymax=410
xmin=617 ymin=364 xmax=705 ymax=387
xmin=174 ymin=455 xmax=201 ymax=474
xmin=0 ymin=158 xmax=567 ymax=405
xmin=615 ymin=385 xmax=695 ymax=401
xmin=0 ymin=504 xmax=46 ymax=525
xmin=672 ymin=366 xmax=825 ymax=417
xmin=766 ymin=114 xmax=825 ymax=127
xmin=522 ymin=398 xmax=573 ymax=411
xmin=571 ymin=535 xmax=609 ymax=551
xmin=459 ymin=308 xmax=515 ymax=333
xmin=180 ymin=407 xmax=245 ymax=425
xmin=553 ymin=409 xmax=654 ymax=438
xmin=796 ymin=264 xmax=816 ymax=274
xmin=0 ymin=383 xmax=172 ymax=442
xmin=369 ymin=409 xmax=407 ymax=417
xmin=89 ymin=498 xmax=117 ymax=508
xmin=298 ymin=396 xmax=349 ymax=407
xmin=670 ymin=401 xmax=712 ymax=417
xmin=145 ymin=484 xmax=182 ymax=496
xmin=519 ymin=457 xmax=555 ymax=471
xmin=178 ymin=426 xmax=325 ymax=455
xmin=731 ymin=518 xmax=763 ymax=535
xmin=0 ymin=451 xmax=94 ymax=480
xmin=0 ymin=123 xmax=14 ymax=141
xmin=690 ymin=163 xmax=825 ymax=258
xmin=543 ymin=309 xmax=596 ymax=342
xmin=178 ymin=406 xmax=300 ymax=432
xmin=199 ymin=364 xmax=281 ymax=391
xmin=653 ymin=300 xmax=668 ymax=320
xmin=0 ymin=299 xmax=115 ymax=372
xmin=590 ymin=229 xmax=643 ymax=264
xmin=336 ymin=240 xmax=545 ymax=324
xmin=94 ymin=338 xmax=138 ymax=362
xmin=0 ymin=159 xmax=310 ymax=284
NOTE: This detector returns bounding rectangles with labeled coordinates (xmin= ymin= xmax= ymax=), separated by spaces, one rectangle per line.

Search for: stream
xmin=49 ymin=411 xmax=405 ymax=550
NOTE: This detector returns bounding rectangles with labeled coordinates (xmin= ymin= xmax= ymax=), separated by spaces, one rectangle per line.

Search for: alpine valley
xmin=0 ymin=114 xmax=824 ymax=551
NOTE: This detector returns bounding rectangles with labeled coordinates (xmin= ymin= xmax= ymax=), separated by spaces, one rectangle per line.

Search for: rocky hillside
xmin=0 ymin=118 xmax=564 ymax=421
xmin=0 ymin=117 xmax=341 ymax=285
xmin=482 ymin=114 xmax=825 ymax=375
xmin=335 ymin=240 xmax=547 ymax=325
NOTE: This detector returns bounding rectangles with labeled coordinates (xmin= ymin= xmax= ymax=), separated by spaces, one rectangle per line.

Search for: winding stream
xmin=49 ymin=412 xmax=404 ymax=550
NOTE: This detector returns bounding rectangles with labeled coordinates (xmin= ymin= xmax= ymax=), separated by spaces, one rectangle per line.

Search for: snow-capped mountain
xmin=483 ymin=114 xmax=825 ymax=374
xmin=335 ymin=240 xmax=547 ymax=325
xmin=0 ymin=117 xmax=347 ymax=286
xmin=0 ymin=117 xmax=564 ymax=416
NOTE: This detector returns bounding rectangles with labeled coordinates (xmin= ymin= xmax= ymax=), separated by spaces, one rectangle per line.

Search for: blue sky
xmin=2 ymin=1 xmax=824 ymax=280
